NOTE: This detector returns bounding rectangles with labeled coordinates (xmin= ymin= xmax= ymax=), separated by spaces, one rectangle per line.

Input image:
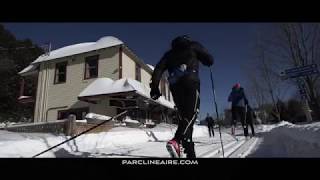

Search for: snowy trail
xmin=227 ymin=137 xmax=258 ymax=158
xmin=89 ymin=131 xmax=252 ymax=158
xmin=0 ymin=128 xmax=256 ymax=158
xmin=220 ymin=139 xmax=246 ymax=157
xmin=4 ymin=122 xmax=309 ymax=158
xmin=200 ymin=140 xmax=238 ymax=157
xmin=237 ymin=137 xmax=259 ymax=157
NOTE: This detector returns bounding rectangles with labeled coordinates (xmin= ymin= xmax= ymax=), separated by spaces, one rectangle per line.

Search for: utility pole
xmin=296 ymin=77 xmax=313 ymax=122
xmin=281 ymin=64 xmax=319 ymax=123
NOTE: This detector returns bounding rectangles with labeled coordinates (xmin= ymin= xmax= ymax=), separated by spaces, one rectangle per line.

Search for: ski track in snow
xmin=200 ymin=140 xmax=237 ymax=157
xmin=223 ymin=140 xmax=246 ymax=157
xmin=238 ymin=138 xmax=259 ymax=158
xmin=227 ymin=137 xmax=258 ymax=158
xmin=3 ymin=121 xmax=319 ymax=158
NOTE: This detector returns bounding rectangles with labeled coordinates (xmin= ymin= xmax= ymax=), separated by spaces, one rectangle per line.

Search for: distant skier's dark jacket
xmin=150 ymin=39 xmax=214 ymax=88
xmin=205 ymin=116 xmax=215 ymax=126
xmin=228 ymin=87 xmax=248 ymax=107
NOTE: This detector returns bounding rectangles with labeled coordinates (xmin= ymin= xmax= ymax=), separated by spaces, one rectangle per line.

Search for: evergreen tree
xmin=0 ymin=24 xmax=43 ymax=122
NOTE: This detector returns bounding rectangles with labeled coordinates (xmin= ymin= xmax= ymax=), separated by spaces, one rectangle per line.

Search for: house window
xmin=135 ymin=63 xmax=141 ymax=81
xmin=54 ymin=61 xmax=67 ymax=84
xmin=57 ymin=107 xmax=89 ymax=120
xmin=84 ymin=55 xmax=99 ymax=79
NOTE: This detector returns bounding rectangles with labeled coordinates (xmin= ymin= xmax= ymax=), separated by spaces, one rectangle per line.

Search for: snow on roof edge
xmin=18 ymin=64 xmax=38 ymax=76
xmin=147 ymin=64 xmax=155 ymax=71
xmin=31 ymin=36 xmax=124 ymax=64
xmin=78 ymin=77 xmax=175 ymax=109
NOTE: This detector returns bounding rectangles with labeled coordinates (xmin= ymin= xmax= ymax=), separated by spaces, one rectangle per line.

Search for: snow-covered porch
xmin=78 ymin=78 xmax=176 ymax=125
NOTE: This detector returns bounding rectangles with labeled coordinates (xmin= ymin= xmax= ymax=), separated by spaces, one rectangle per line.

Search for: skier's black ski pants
xmin=231 ymin=106 xmax=248 ymax=136
xmin=246 ymin=111 xmax=255 ymax=136
xmin=208 ymin=125 xmax=214 ymax=137
xmin=170 ymin=74 xmax=200 ymax=158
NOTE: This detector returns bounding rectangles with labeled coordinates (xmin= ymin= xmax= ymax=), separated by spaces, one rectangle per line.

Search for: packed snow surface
xmin=0 ymin=121 xmax=320 ymax=158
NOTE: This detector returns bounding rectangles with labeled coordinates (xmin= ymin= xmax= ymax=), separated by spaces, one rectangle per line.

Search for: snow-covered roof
xmin=147 ymin=64 xmax=154 ymax=71
xmin=18 ymin=36 xmax=123 ymax=75
xmin=78 ymin=78 xmax=174 ymax=109
xmin=18 ymin=64 xmax=38 ymax=76
xmin=18 ymin=96 xmax=32 ymax=100
xmin=33 ymin=36 xmax=123 ymax=64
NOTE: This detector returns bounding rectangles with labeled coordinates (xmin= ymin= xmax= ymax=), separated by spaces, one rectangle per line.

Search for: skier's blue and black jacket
xmin=150 ymin=38 xmax=214 ymax=88
xmin=228 ymin=87 xmax=248 ymax=108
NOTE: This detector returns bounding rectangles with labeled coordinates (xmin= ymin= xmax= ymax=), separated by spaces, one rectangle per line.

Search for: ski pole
xmin=32 ymin=110 xmax=128 ymax=158
xmin=209 ymin=67 xmax=225 ymax=158
xmin=244 ymin=104 xmax=249 ymax=137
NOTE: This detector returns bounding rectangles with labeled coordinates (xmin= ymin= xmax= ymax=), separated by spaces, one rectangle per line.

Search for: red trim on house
xmin=18 ymin=77 xmax=34 ymax=104
xmin=19 ymin=78 xmax=25 ymax=97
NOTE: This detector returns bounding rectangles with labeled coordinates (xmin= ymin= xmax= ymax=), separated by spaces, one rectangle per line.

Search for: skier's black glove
xmin=150 ymin=87 xmax=161 ymax=100
xmin=150 ymin=83 xmax=161 ymax=100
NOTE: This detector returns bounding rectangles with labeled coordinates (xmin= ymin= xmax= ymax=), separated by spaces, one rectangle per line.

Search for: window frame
xmin=135 ymin=63 xmax=141 ymax=82
xmin=84 ymin=55 xmax=99 ymax=80
xmin=54 ymin=61 xmax=68 ymax=84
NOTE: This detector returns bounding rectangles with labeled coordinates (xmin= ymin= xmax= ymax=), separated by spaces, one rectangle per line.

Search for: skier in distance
xmin=228 ymin=83 xmax=249 ymax=137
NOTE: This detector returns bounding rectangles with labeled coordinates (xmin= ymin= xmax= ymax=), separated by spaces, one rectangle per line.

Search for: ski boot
xmin=166 ymin=139 xmax=182 ymax=158
xmin=244 ymin=126 xmax=249 ymax=140
xmin=251 ymin=131 xmax=255 ymax=138
xmin=182 ymin=141 xmax=196 ymax=158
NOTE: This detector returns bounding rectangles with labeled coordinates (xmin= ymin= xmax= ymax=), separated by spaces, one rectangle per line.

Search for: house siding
xmin=34 ymin=47 xmax=120 ymax=122
xmin=141 ymin=68 xmax=151 ymax=87
xmin=121 ymin=52 xmax=136 ymax=80
xmin=33 ymin=44 xmax=174 ymax=122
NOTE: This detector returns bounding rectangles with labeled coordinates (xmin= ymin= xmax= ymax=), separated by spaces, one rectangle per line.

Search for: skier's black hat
xmin=171 ymin=35 xmax=192 ymax=48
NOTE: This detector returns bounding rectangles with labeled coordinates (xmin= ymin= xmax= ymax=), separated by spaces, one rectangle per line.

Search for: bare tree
xmin=244 ymin=24 xmax=307 ymax=121
xmin=243 ymin=64 xmax=268 ymax=109
xmin=259 ymin=23 xmax=320 ymax=119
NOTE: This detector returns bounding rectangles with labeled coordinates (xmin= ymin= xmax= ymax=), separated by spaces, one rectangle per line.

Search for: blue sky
xmin=3 ymin=23 xmax=270 ymax=119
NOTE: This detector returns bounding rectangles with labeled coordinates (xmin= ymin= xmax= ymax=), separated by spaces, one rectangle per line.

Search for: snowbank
xmin=0 ymin=124 xmax=207 ymax=157
xmin=76 ymin=120 xmax=87 ymax=123
xmin=0 ymin=122 xmax=18 ymax=128
xmin=85 ymin=113 xmax=111 ymax=121
xmin=123 ymin=119 xmax=140 ymax=124
xmin=249 ymin=121 xmax=320 ymax=157
xmin=259 ymin=121 xmax=293 ymax=132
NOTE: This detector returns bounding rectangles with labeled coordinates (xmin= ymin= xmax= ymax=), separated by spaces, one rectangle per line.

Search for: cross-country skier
xmin=228 ymin=83 xmax=249 ymax=137
xmin=150 ymin=35 xmax=214 ymax=158
xmin=205 ymin=113 xmax=215 ymax=137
